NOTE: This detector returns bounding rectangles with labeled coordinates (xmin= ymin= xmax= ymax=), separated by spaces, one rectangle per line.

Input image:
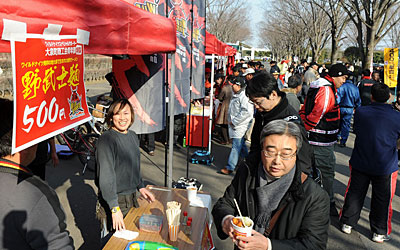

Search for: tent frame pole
xmin=167 ymin=54 xmax=176 ymax=188
xmin=208 ymin=54 xmax=215 ymax=153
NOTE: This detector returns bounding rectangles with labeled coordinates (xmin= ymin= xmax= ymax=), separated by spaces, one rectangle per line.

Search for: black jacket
xmin=249 ymin=94 xmax=312 ymax=174
xmin=212 ymin=158 xmax=330 ymax=250
xmin=358 ymin=78 xmax=378 ymax=106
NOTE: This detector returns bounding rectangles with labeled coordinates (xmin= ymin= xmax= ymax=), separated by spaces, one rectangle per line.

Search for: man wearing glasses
xmin=245 ymin=72 xmax=312 ymax=175
xmin=212 ymin=120 xmax=329 ymax=249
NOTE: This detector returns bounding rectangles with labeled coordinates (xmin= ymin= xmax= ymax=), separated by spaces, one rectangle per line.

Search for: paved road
xmin=45 ymin=81 xmax=400 ymax=249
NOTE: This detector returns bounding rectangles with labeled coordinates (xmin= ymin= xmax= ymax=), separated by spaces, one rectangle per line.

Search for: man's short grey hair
xmin=260 ymin=120 xmax=303 ymax=150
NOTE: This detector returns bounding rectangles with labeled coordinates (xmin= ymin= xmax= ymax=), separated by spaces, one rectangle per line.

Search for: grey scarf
xmin=254 ymin=163 xmax=296 ymax=234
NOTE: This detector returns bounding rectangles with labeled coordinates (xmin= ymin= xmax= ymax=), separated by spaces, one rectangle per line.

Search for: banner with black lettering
xmin=191 ymin=0 xmax=206 ymax=99
xmin=112 ymin=54 xmax=165 ymax=133
xmin=167 ymin=0 xmax=192 ymax=114
xmin=112 ymin=0 xmax=167 ymax=134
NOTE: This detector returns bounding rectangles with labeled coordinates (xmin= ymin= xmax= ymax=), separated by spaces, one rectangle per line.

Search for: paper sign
xmin=12 ymin=38 xmax=91 ymax=153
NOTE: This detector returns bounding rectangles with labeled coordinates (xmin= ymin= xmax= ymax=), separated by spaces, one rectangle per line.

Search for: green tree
xmin=344 ymin=46 xmax=361 ymax=63
xmin=373 ymin=51 xmax=384 ymax=64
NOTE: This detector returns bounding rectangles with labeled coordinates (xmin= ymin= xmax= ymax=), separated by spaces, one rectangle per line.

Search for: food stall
xmin=102 ymin=187 xmax=214 ymax=250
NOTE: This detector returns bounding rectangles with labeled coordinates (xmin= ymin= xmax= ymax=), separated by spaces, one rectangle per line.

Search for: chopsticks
xmin=233 ymin=198 xmax=247 ymax=228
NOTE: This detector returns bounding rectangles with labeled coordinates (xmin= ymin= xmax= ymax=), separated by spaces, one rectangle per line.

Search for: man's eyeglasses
xmin=249 ymin=98 xmax=266 ymax=106
xmin=262 ymin=150 xmax=297 ymax=161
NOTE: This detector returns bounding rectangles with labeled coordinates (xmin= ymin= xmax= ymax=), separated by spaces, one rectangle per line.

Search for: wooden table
xmin=103 ymin=187 xmax=211 ymax=250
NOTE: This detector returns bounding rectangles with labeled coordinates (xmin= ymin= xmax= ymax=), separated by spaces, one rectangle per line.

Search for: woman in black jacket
xmin=212 ymin=120 xmax=330 ymax=250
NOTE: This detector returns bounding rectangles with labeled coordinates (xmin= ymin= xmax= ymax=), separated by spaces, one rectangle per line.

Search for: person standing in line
xmin=246 ymin=72 xmax=312 ymax=175
xmin=270 ymin=68 xmax=284 ymax=90
xmin=216 ymin=75 xmax=233 ymax=145
xmin=281 ymin=74 xmax=302 ymax=113
xmin=96 ymin=99 xmax=155 ymax=241
xmin=220 ymin=77 xmax=254 ymax=175
xmin=336 ymin=74 xmax=361 ymax=147
xmin=299 ymin=63 xmax=348 ymax=215
xmin=339 ymin=84 xmax=399 ymax=243
xmin=0 ymin=98 xmax=74 ymax=249
xmin=304 ymin=62 xmax=320 ymax=86
xmin=357 ymin=69 xmax=379 ymax=106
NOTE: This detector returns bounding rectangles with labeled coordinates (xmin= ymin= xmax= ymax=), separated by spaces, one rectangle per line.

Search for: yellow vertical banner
xmin=384 ymin=48 xmax=398 ymax=88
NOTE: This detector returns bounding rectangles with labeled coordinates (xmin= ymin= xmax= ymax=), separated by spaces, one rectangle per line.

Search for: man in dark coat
xmin=246 ymin=72 xmax=312 ymax=175
xmin=339 ymin=84 xmax=400 ymax=243
xmin=212 ymin=120 xmax=329 ymax=249
xmin=357 ymin=69 xmax=379 ymax=106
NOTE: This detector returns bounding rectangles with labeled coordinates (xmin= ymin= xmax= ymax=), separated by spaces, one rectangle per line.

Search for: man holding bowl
xmin=212 ymin=120 xmax=330 ymax=249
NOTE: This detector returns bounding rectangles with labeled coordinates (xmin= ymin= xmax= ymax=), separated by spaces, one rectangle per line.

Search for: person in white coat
xmin=220 ymin=77 xmax=254 ymax=175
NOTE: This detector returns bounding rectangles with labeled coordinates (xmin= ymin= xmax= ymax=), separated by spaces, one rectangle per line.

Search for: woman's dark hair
xmin=105 ymin=98 xmax=135 ymax=128
xmin=371 ymin=83 xmax=390 ymax=103
xmin=287 ymin=74 xmax=302 ymax=89
xmin=245 ymin=72 xmax=281 ymax=99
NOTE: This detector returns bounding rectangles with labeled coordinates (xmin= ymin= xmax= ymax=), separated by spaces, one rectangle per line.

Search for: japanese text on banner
xmin=12 ymin=38 xmax=90 ymax=153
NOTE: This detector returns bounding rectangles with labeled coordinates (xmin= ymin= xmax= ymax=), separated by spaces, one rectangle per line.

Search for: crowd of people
xmin=0 ymin=57 xmax=399 ymax=249
xmin=208 ymin=59 xmax=399 ymax=249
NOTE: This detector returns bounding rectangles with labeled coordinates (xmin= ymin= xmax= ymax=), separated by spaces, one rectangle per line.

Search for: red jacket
xmin=299 ymin=76 xmax=340 ymax=145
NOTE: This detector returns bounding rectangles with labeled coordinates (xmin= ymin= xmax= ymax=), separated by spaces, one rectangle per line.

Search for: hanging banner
xmin=191 ymin=0 xmax=206 ymax=99
xmin=167 ymin=0 xmax=192 ymax=115
xmin=384 ymin=48 xmax=398 ymax=88
xmin=118 ymin=0 xmax=167 ymax=134
xmin=112 ymin=54 xmax=165 ymax=133
xmin=12 ymin=37 xmax=91 ymax=153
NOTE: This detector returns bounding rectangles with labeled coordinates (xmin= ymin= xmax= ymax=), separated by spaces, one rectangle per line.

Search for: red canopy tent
xmin=0 ymin=0 xmax=176 ymax=55
xmin=204 ymin=31 xmax=237 ymax=153
xmin=205 ymin=31 xmax=236 ymax=56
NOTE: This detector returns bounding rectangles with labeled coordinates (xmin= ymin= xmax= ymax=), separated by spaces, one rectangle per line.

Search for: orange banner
xmin=12 ymin=38 xmax=90 ymax=153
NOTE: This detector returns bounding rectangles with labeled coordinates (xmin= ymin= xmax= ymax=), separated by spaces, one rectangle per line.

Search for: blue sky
xmin=248 ymin=0 xmax=270 ymax=47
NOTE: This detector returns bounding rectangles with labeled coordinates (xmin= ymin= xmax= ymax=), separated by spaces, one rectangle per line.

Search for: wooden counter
xmin=102 ymin=187 xmax=211 ymax=250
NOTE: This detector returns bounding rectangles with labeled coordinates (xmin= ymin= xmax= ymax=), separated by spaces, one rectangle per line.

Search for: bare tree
xmin=340 ymin=0 xmax=400 ymax=69
xmin=267 ymin=0 xmax=330 ymax=62
xmin=206 ymin=0 xmax=251 ymax=43
xmin=259 ymin=2 xmax=309 ymax=61
xmin=310 ymin=0 xmax=351 ymax=63
xmin=385 ymin=9 xmax=400 ymax=48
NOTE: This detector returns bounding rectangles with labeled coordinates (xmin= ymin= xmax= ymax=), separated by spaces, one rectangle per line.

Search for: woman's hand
xmin=139 ymin=188 xmax=155 ymax=203
xmin=112 ymin=209 xmax=125 ymax=232
xmin=236 ymin=230 xmax=269 ymax=250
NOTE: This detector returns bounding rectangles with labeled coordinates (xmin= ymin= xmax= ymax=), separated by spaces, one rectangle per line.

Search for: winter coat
xmin=228 ymin=88 xmax=254 ymax=138
xmin=216 ymin=84 xmax=233 ymax=125
xmin=350 ymin=103 xmax=400 ymax=175
xmin=300 ymin=76 xmax=340 ymax=146
xmin=337 ymin=80 xmax=361 ymax=110
xmin=212 ymin=157 xmax=330 ymax=249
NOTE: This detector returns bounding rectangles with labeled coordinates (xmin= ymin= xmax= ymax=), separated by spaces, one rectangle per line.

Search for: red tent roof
xmin=0 ymin=0 xmax=176 ymax=55
xmin=205 ymin=31 xmax=236 ymax=56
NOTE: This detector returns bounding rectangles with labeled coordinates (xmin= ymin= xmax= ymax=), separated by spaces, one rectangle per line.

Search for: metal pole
xmin=186 ymin=2 xmax=194 ymax=178
xmin=164 ymin=1 xmax=169 ymax=188
xmin=208 ymin=54 xmax=215 ymax=153
xmin=168 ymin=54 xmax=176 ymax=188
xmin=164 ymin=54 xmax=169 ymax=187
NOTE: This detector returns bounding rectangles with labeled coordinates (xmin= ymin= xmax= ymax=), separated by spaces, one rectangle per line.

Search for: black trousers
xmin=139 ymin=133 xmax=155 ymax=152
xmin=339 ymin=166 xmax=398 ymax=235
